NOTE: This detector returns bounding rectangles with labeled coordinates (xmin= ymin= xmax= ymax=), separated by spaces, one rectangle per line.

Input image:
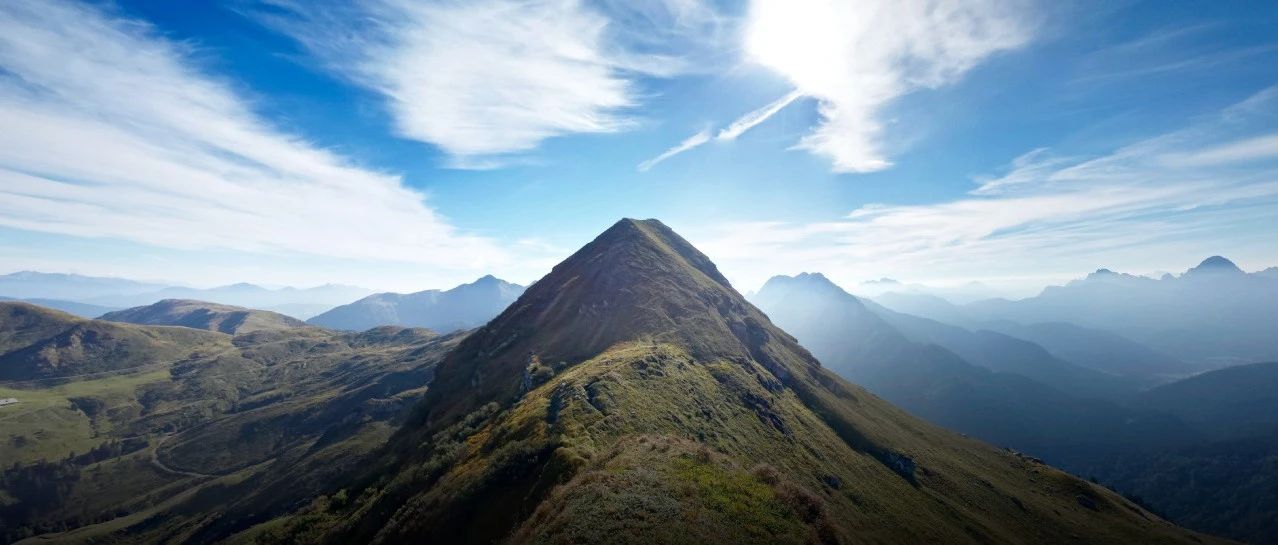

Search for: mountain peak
xmin=592 ymin=218 xmax=732 ymax=288
xmin=417 ymin=218 xmax=808 ymax=426
xmin=1186 ymin=255 xmax=1243 ymax=276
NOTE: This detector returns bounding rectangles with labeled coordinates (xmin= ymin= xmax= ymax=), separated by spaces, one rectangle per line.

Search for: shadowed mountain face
xmin=307 ymin=275 xmax=523 ymax=333
xmin=233 ymin=219 xmax=1214 ymax=545
xmin=1134 ymin=361 xmax=1278 ymax=441
xmin=100 ymin=299 xmax=308 ymax=335
xmin=751 ymin=274 xmax=1189 ymax=464
xmin=860 ymin=300 xmax=1139 ymax=400
xmin=1085 ymin=362 xmax=1278 ymax=545
xmin=870 ymin=292 xmax=1193 ymax=384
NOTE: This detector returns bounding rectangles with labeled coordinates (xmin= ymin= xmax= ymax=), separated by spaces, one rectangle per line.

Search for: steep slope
xmin=246 ymin=219 xmax=1213 ymax=545
xmin=101 ymin=299 xmax=307 ymax=335
xmin=0 ymin=302 xmax=228 ymax=381
xmin=307 ymin=275 xmax=524 ymax=332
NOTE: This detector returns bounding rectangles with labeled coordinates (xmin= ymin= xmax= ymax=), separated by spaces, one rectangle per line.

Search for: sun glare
xmin=745 ymin=0 xmax=846 ymax=95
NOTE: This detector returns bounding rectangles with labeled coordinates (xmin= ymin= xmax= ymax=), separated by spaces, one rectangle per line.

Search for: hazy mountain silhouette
xmin=752 ymin=273 xmax=1189 ymax=463
xmin=878 ymin=256 xmax=1278 ymax=368
xmin=101 ymin=299 xmax=308 ymax=335
xmin=0 ymin=271 xmax=374 ymax=320
xmin=89 ymin=282 xmax=372 ymax=315
xmin=0 ymin=271 xmax=166 ymax=301
xmin=307 ymin=275 xmax=524 ymax=332
xmin=978 ymin=320 xmax=1195 ymax=384
xmin=860 ymin=299 xmax=1139 ymax=400
xmin=0 ymin=295 xmax=119 ymax=318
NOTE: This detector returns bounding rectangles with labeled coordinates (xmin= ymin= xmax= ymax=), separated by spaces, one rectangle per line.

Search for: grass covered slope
xmin=0 ymin=302 xmax=228 ymax=381
xmin=100 ymin=299 xmax=307 ymax=335
xmin=0 ymin=323 xmax=463 ymax=543
xmin=262 ymin=219 xmax=1216 ymax=545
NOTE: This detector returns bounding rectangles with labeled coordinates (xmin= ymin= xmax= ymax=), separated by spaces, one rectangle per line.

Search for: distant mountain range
xmin=0 ymin=271 xmax=372 ymax=320
xmin=0 ymin=296 xmax=120 ymax=318
xmin=101 ymin=299 xmax=308 ymax=335
xmin=751 ymin=271 xmax=1278 ymax=544
xmin=86 ymin=282 xmax=373 ymax=317
xmin=307 ymin=275 xmax=523 ymax=332
xmin=874 ymin=256 xmax=1278 ymax=368
xmin=751 ymin=273 xmax=1186 ymax=461
xmin=0 ymin=271 xmax=168 ymax=300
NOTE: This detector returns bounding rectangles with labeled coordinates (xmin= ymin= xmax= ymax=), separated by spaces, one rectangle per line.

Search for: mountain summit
xmin=420 ymin=218 xmax=776 ymax=426
xmin=1184 ymin=255 xmax=1244 ymax=276
xmin=271 ymin=218 xmax=1214 ymax=545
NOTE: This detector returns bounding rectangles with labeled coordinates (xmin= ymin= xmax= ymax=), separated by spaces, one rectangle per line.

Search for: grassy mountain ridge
xmin=0 ymin=302 xmax=228 ymax=381
xmin=100 ymin=299 xmax=308 ymax=335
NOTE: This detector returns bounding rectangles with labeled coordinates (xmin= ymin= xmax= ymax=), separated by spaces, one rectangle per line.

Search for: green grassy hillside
xmin=0 ymin=303 xmax=462 ymax=543
xmin=0 ymin=302 xmax=228 ymax=381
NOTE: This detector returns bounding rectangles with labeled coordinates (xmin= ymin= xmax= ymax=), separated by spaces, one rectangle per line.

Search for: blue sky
xmin=1 ymin=0 xmax=1277 ymax=295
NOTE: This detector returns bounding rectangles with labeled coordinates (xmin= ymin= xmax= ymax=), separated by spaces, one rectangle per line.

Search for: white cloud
xmin=256 ymin=0 xmax=722 ymax=166
xmin=636 ymin=90 xmax=805 ymax=172
xmin=0 ymin=0 xmax=511 ymax=270
xmin=1162 ymin=134 xmax=1278 ymax=168
xmin=637 ymin=128 xmax=712 ymax=172
xmin=744 ymin=0 xmax=1033 ymax=173
xmin=689 ymin=89 xmax=1278 ymax=291
xmin=716 ymin=89 xmax=805 ymax=141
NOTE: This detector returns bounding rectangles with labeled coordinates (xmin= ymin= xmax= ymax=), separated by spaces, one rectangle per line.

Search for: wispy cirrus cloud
xmin=637 ymin=128 xmax=712 ymax=172
xmin=742 ymin=0 xmax=1034 ymax=173
xmin=690 ymin=87 xmax=1278 ymax=290
xmin=254 ymin=0 xmax=724 ymax=167
xmin=0 ymin=0 xmax=510 ymax=270
xmin=636 ymin=90 xmax=804 ymax=171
